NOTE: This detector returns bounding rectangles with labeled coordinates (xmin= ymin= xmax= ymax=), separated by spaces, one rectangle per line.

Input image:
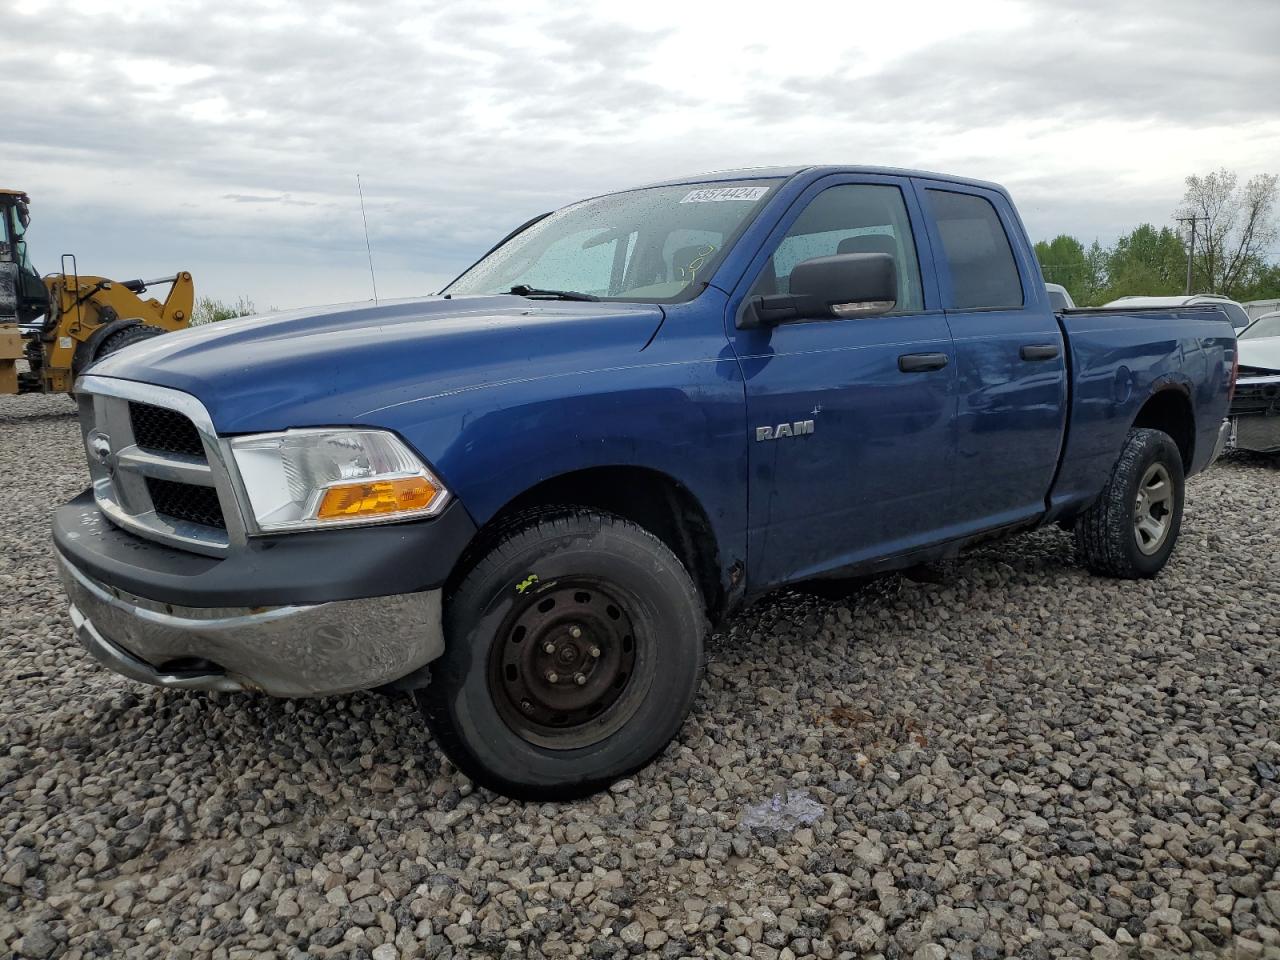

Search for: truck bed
xmin=1049 ymin=304 xmax=1236 ymax=519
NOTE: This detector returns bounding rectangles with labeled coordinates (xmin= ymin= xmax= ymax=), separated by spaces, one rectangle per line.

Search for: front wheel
xmin=417 ymin=508 xmax=705 ymax=800
xmin=92 ymin=323 xmax=167 ymax=364
xmin=1074 ymin=427 xmax=1186 ymax=579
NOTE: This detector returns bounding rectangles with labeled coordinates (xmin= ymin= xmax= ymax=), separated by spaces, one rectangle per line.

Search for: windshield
xmin=4 ymin=200 xmax=34 ymax=274
xmin=1241 ymin=315 xmax=1280 ymax=340
xmin=445 ymin=180 xmax=782 ymax=302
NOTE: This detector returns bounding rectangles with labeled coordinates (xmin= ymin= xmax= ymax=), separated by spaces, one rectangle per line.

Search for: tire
xmin=91 ymin=323 xmax=166 ymax=366
xmin=1074 ymin=427 xmax=1185 ymax=579
xmin=24 ymin=337 xmax=43 ymax=374
xmin=417 ymin=507 xmax=705 ymax=800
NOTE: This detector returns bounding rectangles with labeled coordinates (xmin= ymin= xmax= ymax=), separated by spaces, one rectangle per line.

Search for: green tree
xmin=1235 ymin=261 xmax=1280 ymax=303
xmin=1033 ymin=235 xmax=1109 ymax=304
xmin=1035 ymin=235 xmax=1092 ymax=302
xmin=1178 ymin=168 xmax=1279 ymax=298
xmin=1083 ymin=241 xmax=1109 ymax=305
xmin=1102 ymin=224 xmax=1187 ymax=300
xmin=192 ymin=295 xmax=256 ymax=325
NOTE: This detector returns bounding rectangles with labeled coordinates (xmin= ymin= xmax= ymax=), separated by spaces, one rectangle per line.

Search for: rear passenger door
xmin=729 ymin=175 xmax=957 ymax=590
xmin=917 ymin=181 xmax=1068 ymax=532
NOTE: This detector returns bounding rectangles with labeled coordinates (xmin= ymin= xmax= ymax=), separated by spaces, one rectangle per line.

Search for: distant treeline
xmin=1036 ymin=168 xmax=1278 ymax=307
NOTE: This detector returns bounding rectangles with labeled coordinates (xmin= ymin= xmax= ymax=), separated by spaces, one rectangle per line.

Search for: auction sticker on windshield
xmin=679 ymin=186 xmax=770 ymax=203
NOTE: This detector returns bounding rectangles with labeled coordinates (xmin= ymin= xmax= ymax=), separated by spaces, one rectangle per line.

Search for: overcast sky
xmin=4 ymin=0 xmax=1278 ymax=310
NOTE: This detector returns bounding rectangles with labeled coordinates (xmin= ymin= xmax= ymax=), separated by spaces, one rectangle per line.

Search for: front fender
xmin=378 ymin=326 xmax=748 ymax=587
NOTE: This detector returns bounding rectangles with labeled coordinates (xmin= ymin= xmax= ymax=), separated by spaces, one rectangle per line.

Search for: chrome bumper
xmin=57 ymin=549 xmax=444 ymax=697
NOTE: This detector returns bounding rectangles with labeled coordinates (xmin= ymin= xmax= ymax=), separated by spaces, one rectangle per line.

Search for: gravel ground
xmin=2 ymin=392 xmax=1278 ymax=960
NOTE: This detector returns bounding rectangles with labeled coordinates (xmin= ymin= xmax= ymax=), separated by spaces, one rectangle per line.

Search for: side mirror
xmin=739 ymin=252 xmax=897 ymax=328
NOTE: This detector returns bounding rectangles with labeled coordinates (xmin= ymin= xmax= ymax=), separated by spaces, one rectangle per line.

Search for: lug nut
xmin=569 ymin=625 xmax=583 ymax=639
xmin=520 ymin=699 xmax=533 ymax=713
xmin=574 ymin=673 xmax=587 ymax=686
xmin=588 ymin=646 xmax=601 ymax=658
xmin=545 ymin=671 xmax=559 ymax=683
xmin=543 ymin=641 xmax=557 ymax=654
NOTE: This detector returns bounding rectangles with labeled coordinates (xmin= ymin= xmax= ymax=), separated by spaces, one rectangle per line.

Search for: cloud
xmin=222 ymin=194 xmax=317 ymax=206
xmin=1 ymin=0 xmax=1277 ymax=308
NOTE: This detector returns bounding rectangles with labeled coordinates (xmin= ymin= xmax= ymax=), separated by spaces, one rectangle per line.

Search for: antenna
xmin=356 ymin=174 xmax=379 ymax=304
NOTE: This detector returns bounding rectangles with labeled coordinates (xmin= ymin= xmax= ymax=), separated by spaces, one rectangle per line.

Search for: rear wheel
xmin=1074 ymin=427 xmax=1185 ymax=579
xmin=417 ymin=508 xmax=705 ymax=800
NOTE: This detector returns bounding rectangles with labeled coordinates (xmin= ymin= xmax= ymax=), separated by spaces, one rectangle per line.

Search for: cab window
xmin=749 ymin=184 xmax=924 ymax=312
xmin=925 ymin=190 xmax=1024 ymax=309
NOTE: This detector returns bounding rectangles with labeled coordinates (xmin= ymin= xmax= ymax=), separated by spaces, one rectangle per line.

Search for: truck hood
xmin=90 ymin=295 xmax=666 ymax=433
xmin=1238 ymin=336 xmax=1280 ymax=374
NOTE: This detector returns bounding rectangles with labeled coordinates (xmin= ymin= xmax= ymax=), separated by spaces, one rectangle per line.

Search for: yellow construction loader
xmin=0 ymin=188 xmax=193 ymax=395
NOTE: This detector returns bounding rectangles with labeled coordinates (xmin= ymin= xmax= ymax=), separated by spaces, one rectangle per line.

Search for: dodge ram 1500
xmin=53 ymin=166 xmax=1238 ymax=799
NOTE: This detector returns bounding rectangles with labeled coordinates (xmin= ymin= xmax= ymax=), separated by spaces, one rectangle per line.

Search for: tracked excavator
xmin=0 ymin=188 xmax=193 ymax=395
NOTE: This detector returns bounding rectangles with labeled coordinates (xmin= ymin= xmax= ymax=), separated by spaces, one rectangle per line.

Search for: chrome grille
xmin=75 ymin=376 xmax=245 ymax=557
xmin=129 ymin=402 xmax=205 ymax=457
xmin=1230 ymin=374 xmax=1280 ymax=418
xmin=146 ymin=477 xmax=227 ymax=530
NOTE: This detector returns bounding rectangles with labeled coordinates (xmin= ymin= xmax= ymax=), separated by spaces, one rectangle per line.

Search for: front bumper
xmin=52 ymin=489 xmax=475 ymax=607
xmin=52 ymin=487 xmax=474 ymax=697
xmin=57 ymin=547 xmax=444 ymax=697
xmin=1228 ymin=372 xmax=1280 ymax=453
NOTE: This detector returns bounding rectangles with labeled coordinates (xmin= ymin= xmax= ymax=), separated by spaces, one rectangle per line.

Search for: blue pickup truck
xmin=53 ymin=166 xmax=1237 ymax=799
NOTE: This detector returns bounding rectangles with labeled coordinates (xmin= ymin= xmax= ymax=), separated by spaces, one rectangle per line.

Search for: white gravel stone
xmin=2 ymin=395 xmax=1278 ymax=959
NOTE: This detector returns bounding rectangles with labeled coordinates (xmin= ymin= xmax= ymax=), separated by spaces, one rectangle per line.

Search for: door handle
xmin=1020 ymin=344 xmax=1061 ymax=361
xmin=898 ymin=352 xmax=949 ymax=373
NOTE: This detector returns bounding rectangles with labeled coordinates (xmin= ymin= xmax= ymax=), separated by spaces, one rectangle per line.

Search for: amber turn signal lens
xmin=316 ymin=477 xmax=440 ymax=520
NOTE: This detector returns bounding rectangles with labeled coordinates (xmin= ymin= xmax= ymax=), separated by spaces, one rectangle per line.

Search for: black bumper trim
xmin=53 ymin=490 xmax=477 ymax=607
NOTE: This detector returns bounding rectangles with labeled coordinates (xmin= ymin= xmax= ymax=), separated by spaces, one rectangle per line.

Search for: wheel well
xmin=1132 ymin=388 xmax=1194 ymax=470
xmin=465 ymin=467 xmax=724 ymax=620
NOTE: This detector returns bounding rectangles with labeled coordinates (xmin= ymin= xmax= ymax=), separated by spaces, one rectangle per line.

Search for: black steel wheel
xmin=488 ymin=578 xmax=642 ymax=749
xmin=417 ymin=507 xmax=705 ymax=801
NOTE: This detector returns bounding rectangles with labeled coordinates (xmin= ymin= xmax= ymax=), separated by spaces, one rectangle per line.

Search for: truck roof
xmin=0 ymin=188 xmax=29 ymax=197
xmin=638 ymin=165 xmax=1008 ymax=194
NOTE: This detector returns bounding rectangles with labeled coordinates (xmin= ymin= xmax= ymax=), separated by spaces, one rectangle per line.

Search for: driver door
xmin=727 ymin=176 xmax=958 ymax=591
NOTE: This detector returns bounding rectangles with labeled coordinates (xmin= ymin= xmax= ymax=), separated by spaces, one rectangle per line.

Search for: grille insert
xmin=1230 ymin=380 xmax=1280 ymax=417
xmin=146 ymin=478 xmax=226 ymax=530
xmin=130 ymin=402 xmax=205 ymax=458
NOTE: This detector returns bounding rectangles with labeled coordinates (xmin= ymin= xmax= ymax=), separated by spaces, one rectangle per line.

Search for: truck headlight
xmin=229 ymin=429 xmax=449 ymax=532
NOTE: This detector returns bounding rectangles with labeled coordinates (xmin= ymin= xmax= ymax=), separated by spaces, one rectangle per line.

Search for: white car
xmin=1230 ymin=311 xmax=1280 ymax=453
xmin=1104 ymin=294 xmax=1252 ymax=333
xmin=1045 ymin=282 xmax=1075 ymax=311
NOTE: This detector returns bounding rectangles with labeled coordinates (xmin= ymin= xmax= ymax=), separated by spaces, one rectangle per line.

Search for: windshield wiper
xmin=508 ymin=284 xmax=599 ymax=302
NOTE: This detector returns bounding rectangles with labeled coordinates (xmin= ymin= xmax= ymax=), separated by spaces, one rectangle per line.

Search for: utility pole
xmin=1176 ymin=215 xmax=1208 ymax=295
